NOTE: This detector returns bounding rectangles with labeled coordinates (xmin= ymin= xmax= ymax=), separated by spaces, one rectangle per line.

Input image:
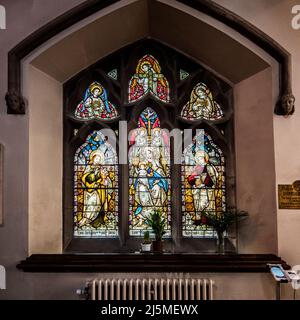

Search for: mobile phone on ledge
xmin=268 ymin=264 xmax=288 ymax=282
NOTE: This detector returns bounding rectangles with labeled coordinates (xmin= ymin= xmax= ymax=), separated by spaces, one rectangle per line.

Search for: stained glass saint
xmin=75 ymin=82 xmax=118 ymax=120
xmin=181 ymin=83 xmax=223 ymax=121
xmin=128 ymin=107 xmax=171 ymax=237
xmin=128 ymin=55 xmax=170 ymax=103
xmin=74 ymin=131 xmax=118 ymax=237
xmin=182 ymin=130 xmax=225 ymax=237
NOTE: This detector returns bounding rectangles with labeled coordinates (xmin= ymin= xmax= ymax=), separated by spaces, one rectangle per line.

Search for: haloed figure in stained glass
xmin=129 ymin=55 xmax=170 ymax=103
xmin=129 ymin=108 xmax=171 ymax=237
xmin=182 ymin=131 xmax=225 ymax=237
xmin=181 ymin=83 xmax=223 ymax=121
xmin=77 ymin=150 xmax=113 ymax=228
xmin=74 ymin=131 xmax=118 ymax=237
xmin=75 ymin=81 xmax=118 ymax=120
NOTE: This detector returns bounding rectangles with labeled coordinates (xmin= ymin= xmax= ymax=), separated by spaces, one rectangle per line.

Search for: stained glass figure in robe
xmin=128 ymin=107 xmax=171 ymax=237
xmin=74 ymin=131 xmax=118 ymax=237
xmin=182 ymin=130 xmax=225 ymax=237
xmin=181 ymin=83 xmax=223 ymax=121
xmin=75 ymin=81 xmax=118 ymax=120
xmin=128 ymin=55 xmax=170 ymax=103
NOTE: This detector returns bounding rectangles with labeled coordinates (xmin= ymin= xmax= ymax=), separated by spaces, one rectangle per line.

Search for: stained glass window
xmin=128 ymin=107 xmax=171 ymax=237
xmin=75 ymin=81 xmax=118 ymax=120
xmin=74 ymin=131 xmax=118 ymax=237
xmin=182 ymin=130 xmax=226 ymax=237
xmin=181 ymin=83 xmax=223 ymax=121
xmin=128 ymin=55 xmax=170 ymax=103
xmin=65 ymin=40 xmax=233 ymax=251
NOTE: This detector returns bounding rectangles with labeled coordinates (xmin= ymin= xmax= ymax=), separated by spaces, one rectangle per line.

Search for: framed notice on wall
xmin=0 ymin=144 xmax=3 ymax=225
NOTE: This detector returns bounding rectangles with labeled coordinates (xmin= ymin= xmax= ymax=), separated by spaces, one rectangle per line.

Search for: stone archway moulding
xmin=5 ymin=0 xmax=295 ymax=116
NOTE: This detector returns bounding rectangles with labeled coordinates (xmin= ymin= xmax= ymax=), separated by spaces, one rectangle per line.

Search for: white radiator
xmin=87 ymin=278 xmax=214 ymax=300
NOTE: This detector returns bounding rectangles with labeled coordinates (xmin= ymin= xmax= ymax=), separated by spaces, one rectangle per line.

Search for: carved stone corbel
xmin=5 ymin=90 xmax=25 ymax=114
xmin=274 ymin=55 xmax=295 ymax=116
xmin=275 ymin=92 xmax=295 ymax=116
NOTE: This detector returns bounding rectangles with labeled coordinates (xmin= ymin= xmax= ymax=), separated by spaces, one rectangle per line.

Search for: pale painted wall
xmin=215 ymin=0 xmax=300 ymax=284
xmin=234 ymin=67 xmax=277 ymax=254
xmin=28 ymin=65 xmax=63 ymax=254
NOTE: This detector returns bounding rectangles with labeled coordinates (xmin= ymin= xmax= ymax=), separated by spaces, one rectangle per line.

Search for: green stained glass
xmin=108 ymin=69 xmax=118 ymax=80
xmin=180 ymin=69 xmax=189 ymax=81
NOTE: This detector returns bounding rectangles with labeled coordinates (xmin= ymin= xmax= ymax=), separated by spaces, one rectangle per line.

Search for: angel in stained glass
xmin=181 ymin=83 xmax=223 ymax=120
xmin=129 ymin=55 xmax=170 ymax=103
xmin=75 ymin=81 xmax=118 ymax=120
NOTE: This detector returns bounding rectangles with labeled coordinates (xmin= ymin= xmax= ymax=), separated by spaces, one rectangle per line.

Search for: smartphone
xmin=269 ymin=264 xmax=288 ymax=282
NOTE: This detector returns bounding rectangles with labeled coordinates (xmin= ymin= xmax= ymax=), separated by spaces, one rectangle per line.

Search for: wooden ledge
xmin=16 ymin=254 xmax=290 ymax=273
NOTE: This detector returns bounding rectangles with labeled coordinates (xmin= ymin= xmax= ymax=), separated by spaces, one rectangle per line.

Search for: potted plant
xmin=145 ymin=209 xmax=166 ymax=253
xmin=196 ymin=209 xmax=248 ymax=254
xmin=141 ymin=231 xmax=152 ymax=252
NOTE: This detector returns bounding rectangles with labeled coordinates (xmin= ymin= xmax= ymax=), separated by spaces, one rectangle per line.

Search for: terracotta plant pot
xmin=152 ymin=240 xmax=163 ymax=253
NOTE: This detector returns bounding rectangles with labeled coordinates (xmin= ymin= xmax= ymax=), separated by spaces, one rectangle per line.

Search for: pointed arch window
xmin=64 ymin=39 xmax=234 ymax=252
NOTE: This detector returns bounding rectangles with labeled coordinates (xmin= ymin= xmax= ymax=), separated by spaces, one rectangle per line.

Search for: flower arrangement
xmin=194 ymin=208 xmax=248 ymax=253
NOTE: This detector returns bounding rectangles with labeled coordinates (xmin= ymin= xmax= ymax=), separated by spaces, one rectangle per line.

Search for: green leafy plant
xmin=145 ymin=209 xmax=166 ymax=241
xmin=143 ymin=231 xmax=151 ymax=244
xmin=195 ymin=208 xmax=248 ymax=253
xmin=195 ymin=208 xmax=248 ymax=234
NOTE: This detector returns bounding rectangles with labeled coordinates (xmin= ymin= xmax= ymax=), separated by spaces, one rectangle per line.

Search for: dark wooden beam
xmin=17 ymin=254 xmax=290 ymax=273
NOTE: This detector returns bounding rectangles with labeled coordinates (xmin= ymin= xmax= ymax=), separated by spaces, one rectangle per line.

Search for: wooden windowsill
xmin=16 ymin=254 xmax=290 ymax=273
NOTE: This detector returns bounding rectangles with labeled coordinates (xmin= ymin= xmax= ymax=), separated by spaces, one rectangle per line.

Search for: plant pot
xmin=152 ymin=240 xmax=163 ymax=253
xmin=141 ymin=243 xmax=152 ymax=252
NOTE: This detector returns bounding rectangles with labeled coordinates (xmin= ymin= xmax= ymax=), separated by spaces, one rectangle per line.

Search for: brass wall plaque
xmin=278 ymin=182 xmax=300 ymax=209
